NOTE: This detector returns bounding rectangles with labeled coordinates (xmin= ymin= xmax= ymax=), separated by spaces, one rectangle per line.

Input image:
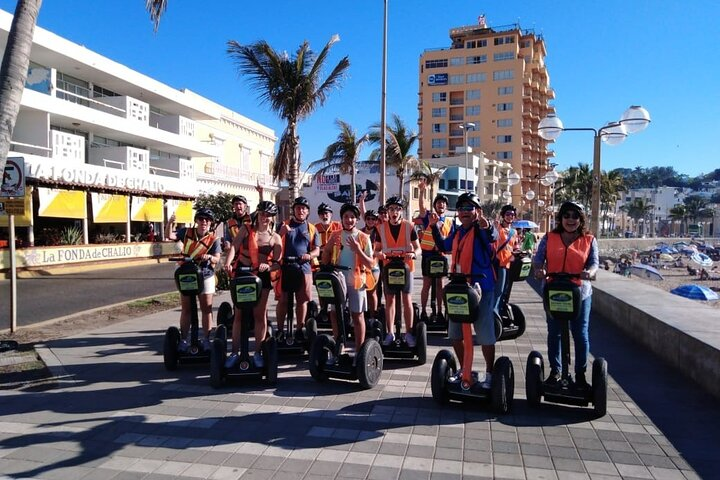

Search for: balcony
xmin=89 ymin=146 xmax=150 ymax=172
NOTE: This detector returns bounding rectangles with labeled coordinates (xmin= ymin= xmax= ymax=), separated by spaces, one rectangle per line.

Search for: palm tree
xmin=621 ymin=198 xmax=654 ymax=237
xmin=669 ymin=204 xmax=687 ymax=236
xmin=408 ymin=160 xmax=446 ymax=203
xmin=227 ymin=37 xmax=350 ymax=202
xmin=368 ymin=114 xmax=418 ymax=197
xmin=601 ymin=170 xmax=625 ymax=235
xmin=555 ymin=163 xmax=592 ymax=208
xmin=307 ymin=119 xmax=369 ymax=203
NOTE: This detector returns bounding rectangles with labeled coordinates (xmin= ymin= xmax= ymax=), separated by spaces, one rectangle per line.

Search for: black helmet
xmin=231 ymin=195 xmax=247 ymax=205
xmin=378 ymin=205 xmax=388 ymax=214
xmin=194 ymin=207 xmax=215 ymax=222
xmin=364 ymin=209 xmax=378 ymax=219
xmin=500 ymin=204 xmax=517 ymax=216
xmin=292 ymin=196 xmax=310 ymax=209
xmin=340 ymin=203 xmax=360 ymax=218
xmin=256 ymin=200 xmax=278 ymax=216
xmin=456 ymin=192 xmax=482 ymax=209
xmin=385 ymin=196 xmax=406 ymax=208
xmin=317 ymin=202 xmax=333 ymax=214
xmin=433 ymin=194 xmax=449 ymax=207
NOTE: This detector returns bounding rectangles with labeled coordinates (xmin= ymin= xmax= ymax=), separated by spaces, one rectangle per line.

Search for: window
xmin=432 ymin=123 xmax=447 ymax=133
xmin=450 ymin=56 xmax=465 ymax=66
xmin=466 ymin=105 xmax=480 ymax=116
xmin=448 ymin=179 xmax=458 ymax=190
xmin=497 ymin=118 xmax=513 ymax=127
xmin=466 ymin=73 xmax=487 ymax=83
xmin=497 ymin=151 xmax=513 ymax=160
xmin=460 ymin=180 xmax=466 ymax=190
xmin=493 ymin=51 xmax=515 ymax=62
xmin=449 ymin=75 xmax=465 ymax=84
xmin=465 ymin=89 xmax=481 ymax=100
xmin=468 ymin=137 xmax=481 ymax=148
xmin=240 ymin=146 xmax=251 ymax=172
xmin=494 ymin=36 xmax=515 ymax=46
xmin=431 ymin=138 xmax=447 ymax=149
xmin=466 ymin=55 xmax=487 ymax=64
xmin=497 ymin=86 xmax=513 ymax=95
xmin=431 ymin=108 xmax=447 ymax=118
xmin=439 ymin=179 xmax=445 ymax=189
xmin=521 ymin=40 xmax=531 ymax=48
xmin=425 ymin=59 xmax=448 ymax=69
xmin=432 ymin=92 xmax=447 ymax=102
xmin=467 ymin=181 xmax=474 ymax=190
xmin=466 ymin=40 xmax=475 ymax=48
xmin=497 ymin=102 xmax=513 ymax=111
xmin=497 ymin=135 xmax=512 ymax=144
xmin=493 ymin=69 xmax=514 ymax=81
xmin=56 ymin=72 xmax=90 ymax=106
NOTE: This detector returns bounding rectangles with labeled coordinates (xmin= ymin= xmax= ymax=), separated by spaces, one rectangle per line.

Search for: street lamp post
xmin=538 ymin=106 xmax=651 ymax=236
xmin=458 ymin=122 xmax=476 ymax=192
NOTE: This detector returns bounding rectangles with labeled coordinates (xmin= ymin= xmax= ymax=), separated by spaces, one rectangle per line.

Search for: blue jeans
xmin=493 ymin=267 xmax=507 ymax=315
xmin=546 ymin=296 xmax=592 ymax=373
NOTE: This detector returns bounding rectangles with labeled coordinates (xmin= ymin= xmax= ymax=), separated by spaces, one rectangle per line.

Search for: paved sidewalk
xmin=1 ymin=278 xmax=717 ymax=480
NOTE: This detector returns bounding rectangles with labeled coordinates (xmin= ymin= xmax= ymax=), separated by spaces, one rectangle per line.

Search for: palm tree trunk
xmin=350 ymin=167 xmax=357 ymax=204
xmin=0 ymin=0 xmax=43 ymax=174
xmin=288 ymin=125 xmax=300 ymax=201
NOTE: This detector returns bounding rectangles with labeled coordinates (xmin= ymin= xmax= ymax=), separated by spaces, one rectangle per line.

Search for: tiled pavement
xmin=1 ymin=278 xmax=718 ymax=480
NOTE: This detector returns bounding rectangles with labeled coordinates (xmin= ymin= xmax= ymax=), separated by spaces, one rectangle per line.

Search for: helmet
xmin=377 ymin=205 xmax=388 ymax=214
xmin=364 ymin=209 xmax=378 ymax=219
xmin=456 ymin=192 xmax=482 ymax=209
xmin=385 ymin=196 xmax=406 ymax=208
xmin=256 ymin=200 xmax=278 ymax=216
xmin=231 ymin=195 xmax=247 ymax=205
xmin=558 ymin=201 xmax=584 ymax=215
xmin=340 ymin=203 xmax=360 ymax=218
xmin=433 ymin=194 xmax=449 ymax=207
xmin=292 ymin=196 xmax=310 ymax=209
xmin=194 ymin=207 xmax=215 ymax=222
xmin=317 ymin=202 xmax=333 ymax=214
xmin=500 ymin=204 xmax=517 ymax=216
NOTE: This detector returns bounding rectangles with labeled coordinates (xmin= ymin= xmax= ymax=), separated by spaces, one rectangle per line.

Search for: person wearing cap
xmin=315 ymin=203 xmax=342 ymax=258
xmin=415 ymin=178 xmax=453 ymax=323
xmin=492 ymin=205 xmax=520 ymax=315
xmin=428 ymin=192 xmax=498 ymax=389
xmin=165 ymin=208 xmax=222 ymax=351
xmin=224 ymin=195 xmax=250 ymax=250
xmin=532 ymin=201 xmax=598 ymax=389
xmin=374 ymin=196 xmax=421 ymax=347
xmin=277 ymin=196 xmax=321 ymax=342
xmin=321 ymin=203 xmax=376 ymax=364
xmin=360 ymin=209 xmax=381 ymax=318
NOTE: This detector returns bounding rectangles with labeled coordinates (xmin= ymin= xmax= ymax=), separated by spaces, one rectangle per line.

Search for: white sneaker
xmin=480 ymin=372 xmax=493 ymax=389
xmin=225 ymin=353 xmax=239 ymax=369
xmin=449 ymin=368 xmax=462 ymax=383
xmin=178 ymin=339 xmax=189 ymax=352
xmin=404 ymin=332 xmax=416 ymax=348
xmin=253 ymin=353 xmax=264 ymax=368
xmin=383 ymin=333 xmax=395 ymax=346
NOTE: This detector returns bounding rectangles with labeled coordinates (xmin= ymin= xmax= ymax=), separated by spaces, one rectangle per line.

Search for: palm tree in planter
xmin=408 ymin=160 xmax=446 ymax=204
xmin=368 ymin=114 xmax=419 ymax=197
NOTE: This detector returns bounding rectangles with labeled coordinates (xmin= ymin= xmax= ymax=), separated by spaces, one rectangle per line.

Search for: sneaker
xmin=326 ymin=353 xmax=338 ymax=366
xmin=449 ymin=368 xmax=463 ymax=383
xmin=225 ymin=353 xmax=239 ymax=369
xmin=383 ymin=333 xmax=395 ymax=346
xmin=480 ymin=372 xmax=493 ymax=389
xmin=545 ymin=370 xmax=561 ymax=385
xmin=202 ymin=337 xmax=212 ymax=351
xmin=253 ymin=353 xmax=264 ymax=369
xmin=404 ymin=332 xmax=416 ymax=348
xmin=178 ymin=339 xmax=189 ymax=352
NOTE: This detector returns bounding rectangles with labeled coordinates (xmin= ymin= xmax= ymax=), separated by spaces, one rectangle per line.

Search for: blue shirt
xmin=283 ymin=220 xmax=321 ymax=274
xmin=433 ymin=221 xmax=498 ymax=291
xmin=533 ymin=234 xmax=599 ymax=299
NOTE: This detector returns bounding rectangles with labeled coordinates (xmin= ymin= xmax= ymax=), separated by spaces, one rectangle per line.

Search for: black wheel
xmin=491 ymin=356 xmax=513 ymax=414
xmin=592 ymin=357 xmax=608 ymax=417
xmin=163 ymin=327 xmax=180 ymax=371
xmin=316 ymin=309 xmax=330 ymax=329
xmin=215 ymin=324 xmax=227 ymax=351
xmin=525 ymin=351 xmax=544 ymax=407
xmin=218 ymin=301 xmax=234 ymax=333
xmin=510 ymin=304 xmax=526 ymax=338
xmin=370 ymin=319 xmax=383 ymax=342
xmin=494 ymin=314 xmax=503 ymax=341
xmin=210 ymin=338 xmax=225 ymax=389
xmin=357 ymin=339 xmax=383 ymax=389
xmin=305 ymin=318 xmax=318 ymax=352
xmin=264 ymin=337 xmax=279 ymax=386
xmin=431 ymin=349 xmax=456 ymax=405
xmin=309 ymin=334 xmax=335 ymax=382
xmin=414 ymin=321 xmax=427 ymax=366
xmin=412 ymin=302 xmax=420 ymax=326
xmin=307 ymin=300 xmax=319 ymax=320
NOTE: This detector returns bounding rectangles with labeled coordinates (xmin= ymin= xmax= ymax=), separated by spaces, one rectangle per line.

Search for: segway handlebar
xmin=546 ymin=272 xmax=596 ymax=281
xmin=168 ymin=256 xmax=193 ymax=263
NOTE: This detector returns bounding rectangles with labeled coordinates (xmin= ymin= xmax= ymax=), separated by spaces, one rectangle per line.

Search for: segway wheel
xmin=218 ymin=301 xmax=234 ymax=333
xmin=209 ymin=338 xmax=225 ymax=389
xmin=431 ymin=349 xmax=456 ymax=405
xmin=510 ymin=304 xmax=526 ymax=338
xmin=307 ymin=300 xmax=319 ymax=320
xmin=215 ymin=324 xmax=228 ymax=351
xmin=309 ymin=334 xmax=335 ymax=382
xmin=370 ymin=319 xmax=383 ymax=343
xmin=491 ymin=356 xmax=513 ymax=414
xmin=264 ymin=337 xmax=279 ymax=386
xmin=163 ymin=327 xmax=181 ymax=371
xmin=357 ymin=339 xmax=383 ymax=389
xmin=414 ymin=321 xmax=427 ymax=366
xmin=592 ymin=357 xmax=608 ymax=417
xmin=525 ymin=351 xmax=544 ymax=407
xmin=493 ymin=314 xmax=503 ymax=341
xmin=305 ymin=318 xmax=318 ymax=352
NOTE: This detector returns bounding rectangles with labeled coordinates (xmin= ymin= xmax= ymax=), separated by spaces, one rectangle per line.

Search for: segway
xmin=421 ymin=253 xmax=449 ymax=333
xmin=309 ymin=265 xmax=383 ymax=388
xmin=210 ymin=267 xmax=278 ymax=388
xmin=379 ymin=252 xmax=427 ymax=365
xmin=525 ymin=273 xmax=607 ymax=417
xmin=275 ymin=256 xmax=317 ymax=355
xmin=430 ymin=274 xmax=514 ymax=413
xmin=494 ymin=252 xmax=529 ymax=341
xmin=163 ymin=257 xmax=224 ymax=370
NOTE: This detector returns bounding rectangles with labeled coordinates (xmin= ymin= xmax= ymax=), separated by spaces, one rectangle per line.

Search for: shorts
xmin=281 ymin=272 xmax=312 ymax=303
xmin=383 ymin=274 xmax=414 ymax=294
xmin=202 ymin=274 xmax=216 ymax=295
xmin=258 ymin=271 xmax=272 ymax=290
xmin=448 ymin=287 xmax=495 ymax=345
xmin=346 ymin=287 xmax=367 ymax=314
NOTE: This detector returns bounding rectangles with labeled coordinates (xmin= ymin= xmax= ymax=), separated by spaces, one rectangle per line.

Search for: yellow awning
xmin=91 ymin=193 xmax=129 ymax=223
xmin=38 ymin=188 xmax=86 ymax=219
xmin=131 ymin=196 xmax=164 ymax=222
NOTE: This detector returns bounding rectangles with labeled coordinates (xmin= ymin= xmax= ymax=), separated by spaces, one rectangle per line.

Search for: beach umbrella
xmin=512 ymin=220 xmax=538 ymax=229
xmin=670 ymin=284 xmax=719 ymax=301
xmin=680 ymin=246 xmax=698 ymax=255
xmin=654 ymin=246 xmax=678 ymax=254
xmin=690 ymin=252 xmax=713 ymax=268
xmin=658 ymin=253 xmax=674 ymax=262
xmin=629 ymin=264 xmax=664 ymax=281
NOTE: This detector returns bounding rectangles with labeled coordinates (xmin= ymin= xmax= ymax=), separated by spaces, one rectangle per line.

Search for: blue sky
xmin=3 ymin=0 xmax=718 ymax=177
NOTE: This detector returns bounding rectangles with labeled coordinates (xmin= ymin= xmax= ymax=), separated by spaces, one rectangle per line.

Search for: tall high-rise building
xmin=418 ymin=17 xmax=556 ymax=212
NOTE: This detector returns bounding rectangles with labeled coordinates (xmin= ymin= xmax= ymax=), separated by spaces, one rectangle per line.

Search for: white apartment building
xmin=0 ymin=8 xmax=276 ymax=249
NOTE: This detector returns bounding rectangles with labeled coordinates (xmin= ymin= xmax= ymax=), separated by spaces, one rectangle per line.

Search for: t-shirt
xmin=283 ymin=220 xmax=321 ymax=274
xmin=337 ymin=230 xmax=373 ymax=289
xmin=176 ymin=227 xmax=222 ymax=279
xmin=522 ymin=231 xmax=536 ymax=251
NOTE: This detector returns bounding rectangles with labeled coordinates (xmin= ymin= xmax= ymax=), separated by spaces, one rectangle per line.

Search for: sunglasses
xmin=456 ymin=205 xmax=475 ymax=212
xmin=388 ymin=207 xmax=402 ymax=212
xmin=504 ymin=212 xmax=516 ymax=217
xmin=196 ymin=217 xmax=212 ymax=223
xmin=562 ymin=212 xmax=580 ymax=220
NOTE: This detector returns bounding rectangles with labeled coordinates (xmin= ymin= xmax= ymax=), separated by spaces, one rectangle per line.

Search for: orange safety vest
xmin=182 ymin=229 xmax=216 ymax=261
xmin=451 ymin=224 xmax=476 ymax=276
xmin=232 ymin=223 xmax=260 ymax=271
xmin=316 ymin=221 xmax=342 ymax=248
xmin=226 ymin=214 xmax=251 ymax=240
xmin=545 ymin=232 xmax=594 ymax=285
xmin=327 ymin=230 xmax=377 ymax=290
xmin=420 ymin=216 xmax=453 ymax=252
xmin=378 ymin=220 xmax=415 ymax=272
xmin=494 ymin=224 xmax=517 ymax=269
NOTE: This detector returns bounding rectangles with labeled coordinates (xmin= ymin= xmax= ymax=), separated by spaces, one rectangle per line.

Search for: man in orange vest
xmin=374 ymin=196 xmax=421 ymax=347
xmin=493 ymin=204 xmax=520 ymax=315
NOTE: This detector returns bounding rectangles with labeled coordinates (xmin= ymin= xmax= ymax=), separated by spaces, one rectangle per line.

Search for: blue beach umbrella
xmin=512 ymin=220 xmax=538 ymax=229
xmin=670 ymin=284 xmax=719 ymax=301
xmin=629 ymin=263 xmax=664 ymax=281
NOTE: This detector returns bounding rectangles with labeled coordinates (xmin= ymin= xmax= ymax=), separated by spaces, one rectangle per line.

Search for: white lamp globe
xmin=620 ymin=105 xmax=651 ymax=134
xmin=538 ymin=115 xmax=564 ymax=141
